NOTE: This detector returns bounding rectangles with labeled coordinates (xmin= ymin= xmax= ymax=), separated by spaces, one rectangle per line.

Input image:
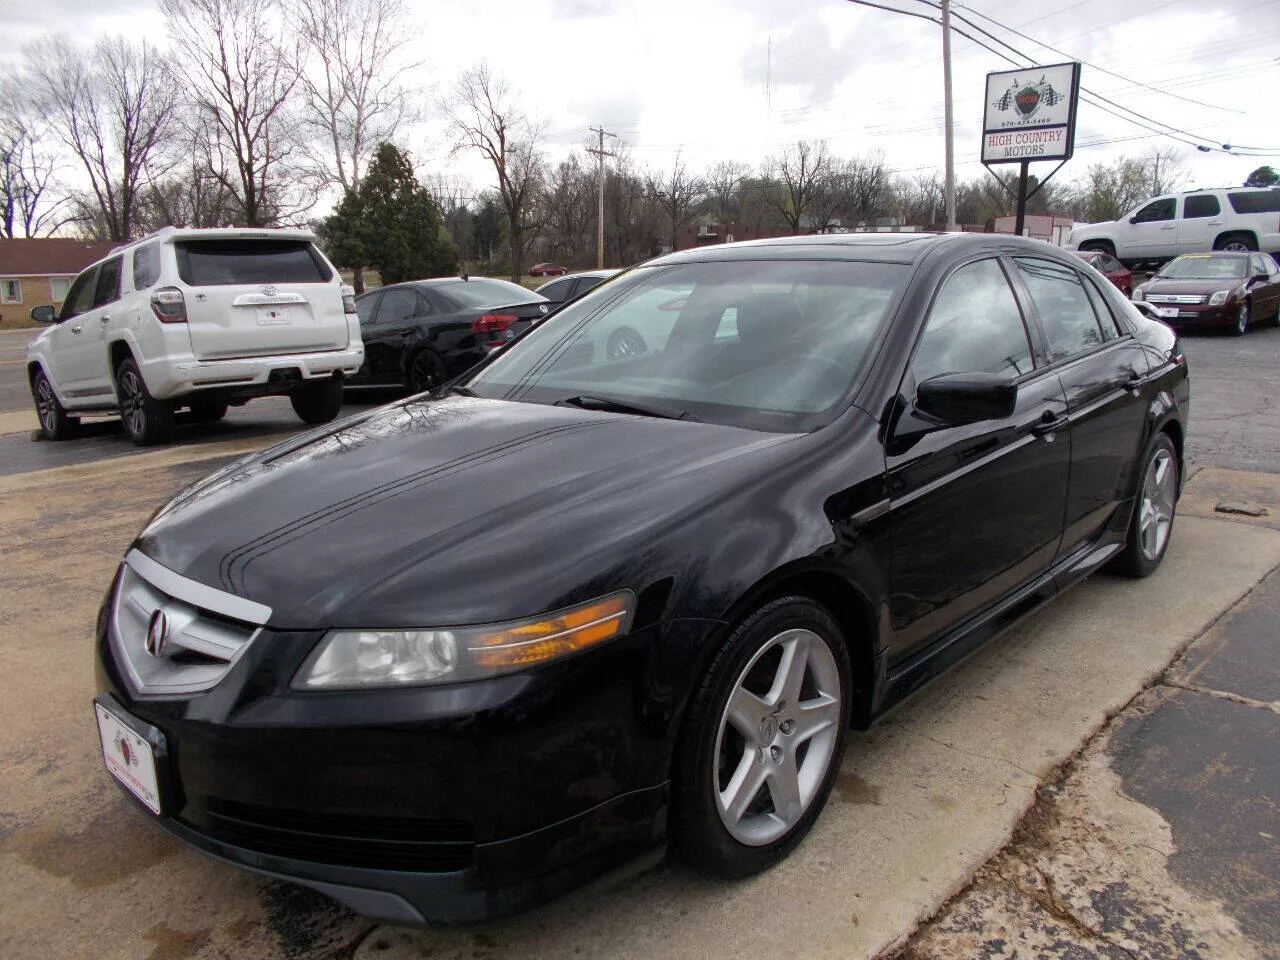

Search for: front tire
xmin=290 ymin=379 xmax=344 ymax=424
xmin=1231 ymin=299 xmax=1251 ymax=336
xmin=1111 ymin=433 xmax=1179 ymax=578
xmin=1079 ymin=240 xmax=1116 ymax=258
xmin=31 ymin=369 xmax=77 ymax=441
xmin=672 ymin=597 xmax=851 ymax=877
xmin=116 ymin=357 xmax=174 ymax=446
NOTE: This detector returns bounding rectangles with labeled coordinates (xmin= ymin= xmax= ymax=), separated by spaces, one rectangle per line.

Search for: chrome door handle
xmin=1031 ymin=411 xmax=1068 ymax=439
xmin=1160 ymin=225 xmax=1175 ymax=230
xmin=71 ymin=325 xmax=83 ymax=334
xmin=1207 ymin=220 xmax=1223 ymax=225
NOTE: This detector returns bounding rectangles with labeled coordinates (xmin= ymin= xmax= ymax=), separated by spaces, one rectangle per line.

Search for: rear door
xmin=882 ymin=257 xmax=1070 ymax=662
xmin=173 ymin=237 xmax=348 ymax=360
xmin=1175 ymin=193 xmax=1223 ymax=254
xmin=1010 ymin=256 xmax=1151 ymax=562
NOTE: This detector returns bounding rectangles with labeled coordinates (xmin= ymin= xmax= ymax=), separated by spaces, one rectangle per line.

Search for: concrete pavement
xmin=1 ymin=456 xmax=1276 ymax=960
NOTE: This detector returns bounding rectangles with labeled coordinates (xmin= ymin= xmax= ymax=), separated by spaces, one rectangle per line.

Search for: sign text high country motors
xmin=982 ymin=62 xmax=1081 ymax=164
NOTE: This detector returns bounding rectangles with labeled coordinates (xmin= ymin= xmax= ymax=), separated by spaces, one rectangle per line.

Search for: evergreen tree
xmin=1244 ymin=166 xmax=1279 ymax=188
xmin=326 ymin=143 xmax=457 ymax=285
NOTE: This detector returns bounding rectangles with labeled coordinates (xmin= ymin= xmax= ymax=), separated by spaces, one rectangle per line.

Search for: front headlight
xmin=1208 ymin=290 xmax=1231 ymax=306
xmin=293 ymin=591 xmax=635 ymax=690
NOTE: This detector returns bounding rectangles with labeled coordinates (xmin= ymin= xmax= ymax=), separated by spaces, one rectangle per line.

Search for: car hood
xmin=136 ymin=396 xmax=797 ymax=629
xmin=1143 ymin=278 xmax=1244 ymax=295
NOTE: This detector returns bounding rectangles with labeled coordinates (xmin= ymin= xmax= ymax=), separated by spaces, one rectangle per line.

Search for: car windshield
xmin=1157 ymin=255 xmax=1248 ymax=280
xmin=437 ymin=278 xmax=543 ymax=308
xmin=465 ymin=259 xmax=907 ymax=432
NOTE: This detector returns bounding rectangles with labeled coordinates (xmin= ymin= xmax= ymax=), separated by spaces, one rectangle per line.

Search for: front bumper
xmin=142 ymin=344 xmax=365 ymax=400
xmin=94 ymin=587 xmax=709 ymax=923
xmin=1142 ymin=303 xmax=1237 ymax=327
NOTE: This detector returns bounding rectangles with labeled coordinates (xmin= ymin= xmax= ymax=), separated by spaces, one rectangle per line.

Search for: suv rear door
xmin=1175 ymin=193 xmax=1223 ymax=254
xmin=173 ymin=237 xmax=349 ymax=360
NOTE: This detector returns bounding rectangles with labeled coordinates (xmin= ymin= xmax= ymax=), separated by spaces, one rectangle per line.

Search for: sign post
xmin=981 ymin=62 xmax=1081 ymax=236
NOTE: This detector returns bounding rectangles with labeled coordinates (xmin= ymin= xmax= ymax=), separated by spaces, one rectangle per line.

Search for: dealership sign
xmin=982 ymin=62 xmax=1081 ymax=164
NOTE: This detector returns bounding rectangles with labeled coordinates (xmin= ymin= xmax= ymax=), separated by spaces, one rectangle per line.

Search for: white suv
xmin=1066 ymin=186 xmax=1280 ymax=265
xmin=26 ymin=227 xmax=364 ymax=445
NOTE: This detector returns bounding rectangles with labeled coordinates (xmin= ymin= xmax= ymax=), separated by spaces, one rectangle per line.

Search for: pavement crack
xmin=996 ymin=862 xmax=1142 ymax=960
xmin=899 ymin=728 xmax=1042 ymax=782
xmin=1161 ymin=678 xmax=1280 ymax=716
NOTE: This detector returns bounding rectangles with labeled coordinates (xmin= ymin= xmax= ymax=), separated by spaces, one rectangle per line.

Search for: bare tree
xmin=760 ymin=140 xmax=831 ymax=234
xmin=541 ymin=153 xmax=594 ymax=264
xmin=0 ymin=75 xmax=69 ymax=238
xmin=24 ymin=35 xmax=176 ymax=241
xmin=163 ymin=0 xmax=303 ymax=227
xmin=443 ymin=62 xmax=545 ymax=281
xmin=284 ymin=0 xmax=420 ymax=194
xmin=1144 ymin=148 xmax=1189 ymax=197
xmin=646 ymin=153 xmax=704 ymax=252
xmin=704 ymin=159 xmax=748 ymax=223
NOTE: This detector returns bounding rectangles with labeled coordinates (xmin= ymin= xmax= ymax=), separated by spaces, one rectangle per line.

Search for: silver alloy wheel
xmin=34 ymin=377 xmax=56 ymax=432
xmin=607 ymin=330 xmax=646 ymax=360
xmin=713 ymin=627 xmax=842 ymax=846
xmin=1222 ymin=239 xmax=1252 ymax=253
xmin=119 ymin=368 xmax=146 ymax=437
xmin=1139 ymin=448 xmax=1177 ymax=561
xmin=1236 ymin=301 xmax=1250 ymax=334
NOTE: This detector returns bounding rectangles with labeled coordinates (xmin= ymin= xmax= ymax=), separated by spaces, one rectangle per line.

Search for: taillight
xmin=151 ymin=286 xmax=187 ymax=323
xmin=343 ymin=294 xmax=357 ymax=315
xmin=472 ymin=313 xmax=517 ymax=347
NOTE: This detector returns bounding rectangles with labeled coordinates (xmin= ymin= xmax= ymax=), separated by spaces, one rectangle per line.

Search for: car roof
xmin=560 ymin=269 xmax=622 ymax=280
xmin=643 ymin=231 xmax=1064 ymax=267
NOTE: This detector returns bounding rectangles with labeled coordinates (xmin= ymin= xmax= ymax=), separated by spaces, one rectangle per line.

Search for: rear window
xmin=1227 ymin=190 xmax=1280 ymax=214
xmin=175 ymin=239 xmax=332 ymax=286
xmin=437 ymin=278 xmax=542 ymax=309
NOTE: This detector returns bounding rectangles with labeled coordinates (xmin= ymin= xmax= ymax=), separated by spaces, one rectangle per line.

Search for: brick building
xmin=0 ymin=238 xmax=118 ymax=328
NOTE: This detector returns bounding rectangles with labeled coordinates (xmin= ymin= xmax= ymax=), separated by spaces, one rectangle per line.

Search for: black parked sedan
xmin=93 ymin=233 xmax=1188 ymax=925
xmin=349 ymin=277 xmax=552 ymax=391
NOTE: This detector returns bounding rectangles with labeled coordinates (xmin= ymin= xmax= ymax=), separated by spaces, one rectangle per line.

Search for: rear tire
xmin=31 ymin=369 xmax=78 ymax=441
xmin=187 ymin=398 xmax=228 ymax=423
xmin=406 ymin=349 xmax=447 ymax=394
xmin=290 ymin=379 xmax=344 ymax=424
xmin=671 ymin=597 xmax=851 ymax=878
xmin=116 ymin=357 xmax=174 ymax=446
xmin=1215 ymin=232 xmax=1258 ymax=253
xmin=1110 ymin=433 xmax=1179 ymax=578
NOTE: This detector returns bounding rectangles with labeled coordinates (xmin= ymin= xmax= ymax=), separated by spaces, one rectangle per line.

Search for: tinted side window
xmin=1101 ymin=254 xmax=1123 ymax=273
xmin=1133 ymin=198 xmax=1175 ymax=223
xmin=912 ymin=259 xmax=1034 ymax=383
xmin=355 ymin=293 xmax=379 ymax=326
xmin=375 ymin=288 xmax=421 ymax=322
xmin=538 ymin=278 xmax=574 ymax=303
xmin=60 ymin=268 xmax=99 ymax=320
xmin=93 ymin=258 xmax=123 ymax=308
xmin=1014 ymin=258 xmax=1106 ymax=361
xmin=1082 ymin=276 xmax=1122 ymax=339
xmin=1227 ymin=190 xmax=1280 ymax=214
xmin=1182 ymin=195 xmax=1220 ymax=219
xmin=132 ymin=243 xmax=162 ymax=290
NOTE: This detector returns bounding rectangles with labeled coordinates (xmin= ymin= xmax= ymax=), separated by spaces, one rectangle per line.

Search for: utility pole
xmin=941 ymin=0 xmax=957 ymax=232
xmin=587 ymin=126 xmax=618 ymax=270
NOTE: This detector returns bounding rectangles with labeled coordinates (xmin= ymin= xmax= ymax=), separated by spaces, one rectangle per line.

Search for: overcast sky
xmin=7 ymin=0 xmax=1280 ymax=210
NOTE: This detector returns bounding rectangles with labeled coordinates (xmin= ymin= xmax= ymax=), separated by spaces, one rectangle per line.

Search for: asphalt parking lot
xmin=1 ymin=322 xmax=1279 ymax=959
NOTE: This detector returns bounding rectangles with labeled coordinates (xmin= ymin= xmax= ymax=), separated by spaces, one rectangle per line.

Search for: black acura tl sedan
xmin=93 ymin=233 xmax=1189 ymax=925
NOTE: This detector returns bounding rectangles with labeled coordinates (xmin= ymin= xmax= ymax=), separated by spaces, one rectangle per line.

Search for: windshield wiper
xmin=556 ymin=394 xmax=701 ymax=422
xmin=443 ymin=383 xmax=478 ymax=397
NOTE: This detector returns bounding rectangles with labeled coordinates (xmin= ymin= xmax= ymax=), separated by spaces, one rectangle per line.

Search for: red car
xmin=1074 ymin=249 xmax=1133 ymax=298
xmin=528 ymin=263 xmax=567 ymax=277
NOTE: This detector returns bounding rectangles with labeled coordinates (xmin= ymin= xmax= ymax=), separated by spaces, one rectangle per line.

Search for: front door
xmin=882 ymin=257 xmax=1071 ymax=662
xmin=1010 ymin=257 xmax=1151 ymax=559
xmin=1124 ymin=197 xmax=1178 ymax=260
xmin=363 ymin=286 xmax=429 ymax=384
xmin=49 ymin=265 xmax=103 ymax=400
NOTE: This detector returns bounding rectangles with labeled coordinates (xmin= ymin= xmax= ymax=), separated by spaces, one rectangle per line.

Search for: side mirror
xmin=1128 ymin=216 xmax=1142 ymax=224
xmin=30 ymin=305 xmax=57 ymax=324
xmin=917 ymin=372 xmax=1017 ymax=425
xmin=1254 ymin=273 xmax=1269 ymax=282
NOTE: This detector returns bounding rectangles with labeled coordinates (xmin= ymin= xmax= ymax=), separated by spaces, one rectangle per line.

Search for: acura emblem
xmin=261 ymin=284 xmax=277 ymax=297
xmin=145 ymin=609 xmax=170 ymax=658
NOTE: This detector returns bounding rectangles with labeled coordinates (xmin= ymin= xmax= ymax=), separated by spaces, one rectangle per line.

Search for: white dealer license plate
xmin=1156 ymin=306 xmax=1180 ymax=318
xmin=95 ymin=702 xmax=162 ymax=815
xmin=257 ymin=306 xmax=293 ymax=326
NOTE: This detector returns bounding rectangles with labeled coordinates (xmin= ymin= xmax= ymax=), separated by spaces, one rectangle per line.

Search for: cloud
xmin=550 ymin=0 xmax=618 ymax=18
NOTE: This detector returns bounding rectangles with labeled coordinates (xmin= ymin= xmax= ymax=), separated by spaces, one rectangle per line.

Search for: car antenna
xmin=459 ymin=268 xmax=469 ymax=281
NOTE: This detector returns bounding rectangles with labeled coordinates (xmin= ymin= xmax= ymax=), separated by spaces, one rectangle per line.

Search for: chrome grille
xmin=110 ymin=550 xmax=271 ymax=697
xmin=1146 ymin=294 xmax=1205 ymax=305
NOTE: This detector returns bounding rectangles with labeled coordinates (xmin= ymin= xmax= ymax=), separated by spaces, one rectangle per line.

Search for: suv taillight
xmin=151 ymin=286 xmax=187 ymax=323
xmin=343 ymin=293 xmax=358 ymax=315
xmin=472 ymin=313 xmax=517 ymax=347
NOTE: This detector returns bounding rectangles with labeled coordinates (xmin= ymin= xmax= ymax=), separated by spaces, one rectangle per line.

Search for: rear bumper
xmin=143 ymin=345 xmax=365 ymax=399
